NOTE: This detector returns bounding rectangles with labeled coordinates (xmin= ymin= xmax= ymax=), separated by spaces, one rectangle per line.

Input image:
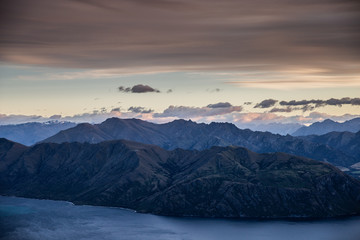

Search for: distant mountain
xmin=1 ymin=138 xmax=360 ymax=218
xmin=300 ymin=131 xmax=360 ymax=165
xmin=0 ymin=121 xmax=76 ymax=146
xmin=292 ymin=118 xmax=360 ymax=136
xmin=41 ymin=118 xmax=357 ymax=167
xmin=240 ymin=122 xmax=303 ymax=135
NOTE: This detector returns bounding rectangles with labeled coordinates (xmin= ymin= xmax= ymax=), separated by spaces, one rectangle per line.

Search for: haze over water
xmin=1 ymin=196 xmax=359 ymax=240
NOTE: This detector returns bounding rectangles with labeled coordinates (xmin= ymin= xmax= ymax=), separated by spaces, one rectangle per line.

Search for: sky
xmin=1 ymin=0 xmax=360 ymax=127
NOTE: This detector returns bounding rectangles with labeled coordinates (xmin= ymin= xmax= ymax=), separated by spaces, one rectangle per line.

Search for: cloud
xmin=118 ymin=84 xmax=160 ymax=93
xmin=1 ymin=109 xmax=360 ymax=130
xmin=250 ymin=97 xmax=360 ymax=112
xmin=153 ymin=103 xmax=242 ymax=118
xmin=280 ymin=97 xmax=360 ymax=108
xmin=300 ymin=105 xmax=315 ymax=112
xmin=254 ymin=99 xmax=278 ymax=108
xmin=0 ymin=114 xmax=45 ymax=125
xmin=232 ymin=112 xmax=284 ymax=124
xmin=269 ymin=105 xmax=315 ymax=113
xmin=118 ymin=86 xmax=131 ymax=92
xmin=269 ymin=107 xmax=293 ymax=113
xmin=1 ymin=0 xmax=360 ymax=87
xmin=280 ymin=99 xmax=322 ymax=107
xmin=128 ymin=106 xmax=153 ymax=114
xmin=166 ymin=89 xmax=173 ymax=93
xmin=206 ymin=102 xmax=232 ymax=108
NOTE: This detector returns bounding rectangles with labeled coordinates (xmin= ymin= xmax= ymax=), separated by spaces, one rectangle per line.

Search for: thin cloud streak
xmin=253 ymin=97 xmax=360 ymax=112
xmin=226 ymin=76 xmax=360 ymax=89
xmin=280 ymin=97 xmax=360 ymax=107
xmin=1 ymin=0 xmax=360 ymax=88
xmin=153 ymin=103 xmax=243 ymax=118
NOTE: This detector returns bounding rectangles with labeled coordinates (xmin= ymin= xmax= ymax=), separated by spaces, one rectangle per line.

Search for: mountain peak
xmin=170 ymin=119 xmax=194 ymax=124
xmin=322 ymin=119 xmax=336 ymax=124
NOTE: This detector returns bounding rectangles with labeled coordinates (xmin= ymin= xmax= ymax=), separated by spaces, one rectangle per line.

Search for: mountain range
xmin=300 ymin=130 xmax=360 ymax=167
xmin=292 ymin=118 xmax=360 ymax=136
xmin=1 ymin=138 xmax=360 ymax=218
xmin=2 ymin=117 xmax=359 ymax=146
xmin=41 ymin=118 xmax=357 ymax=167
xmin=0 ymin=121 xmax=76 ymax=146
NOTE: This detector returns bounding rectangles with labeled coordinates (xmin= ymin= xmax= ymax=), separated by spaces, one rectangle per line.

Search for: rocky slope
xmin=41 ymin=118 xmax=357 ymax=167
xmin=1 ymin=138 xmax=360 ymax=218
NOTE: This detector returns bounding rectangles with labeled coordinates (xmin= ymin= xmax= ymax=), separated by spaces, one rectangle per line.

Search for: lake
xmin=1 ymin=196 xmax=359 ymax=240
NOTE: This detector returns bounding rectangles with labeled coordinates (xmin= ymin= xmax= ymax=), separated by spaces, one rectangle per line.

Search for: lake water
xmin=1 ymin=196 xmax=359 ymax=240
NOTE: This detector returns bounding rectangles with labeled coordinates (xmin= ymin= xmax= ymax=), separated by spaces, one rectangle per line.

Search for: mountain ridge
xmin=292 ymin=117 xmax=360 ymax=136
xmin=1 ymin=138 xmax=360 ymax=218
xmin=299 ymin=130 xmax=360 ymax=168
xmin=41 ymin=117 xmax=357 ymax=167
xmin=0 ymin=121 xmax=76 ymax=146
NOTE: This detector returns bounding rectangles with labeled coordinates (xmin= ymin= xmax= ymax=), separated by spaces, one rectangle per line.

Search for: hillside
xmin=1 ymin=138 xmax=360 ymax=218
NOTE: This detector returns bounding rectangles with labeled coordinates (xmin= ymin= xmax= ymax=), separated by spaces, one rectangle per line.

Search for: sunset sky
xmin=1 ymin=0 xmax=359 ymax=126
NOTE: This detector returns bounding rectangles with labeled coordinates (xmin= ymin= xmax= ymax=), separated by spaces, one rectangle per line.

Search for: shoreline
xmin=2 ymin=195 xmax=359 ymax=222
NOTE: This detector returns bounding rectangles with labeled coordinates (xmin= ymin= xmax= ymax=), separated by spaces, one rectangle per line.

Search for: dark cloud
xmin=244 ymin=102 xmax=252 ymax=105
xmin=280 ymin=99 xmax=323 ymax=107
xmin=207 ymin=102 xmax=232 ymax=108
xmin=269 ymin=107 xmax=293 ymax=113
xmin=128 ymin=106 xmax=153 ymax=113
xmin=118 ymin=86 xmax=131 ymax=92
xmin=264 ymin=97 xmax=360 ymax=112
xmin=118 ymin=84 xmax=160 ymax=93
xmin=0 ymin=0 xmax=359 ymax=78
xmin=111 ymin=107 xmax=121 ymax=112
xmin=300 ymin=105 xmax=315 ymax=112
xmin=166 ymin=89 xmax=173 ymax=93
xmin=280 ymin=97 xmax=360 ymax=108
xmin=254 ymin=99 xmax=278 ymax=108
xmin=154 ymin=103 xmax=242 ymax=118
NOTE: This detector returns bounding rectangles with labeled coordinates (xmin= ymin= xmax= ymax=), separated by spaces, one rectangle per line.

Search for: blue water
xmin=1 ymin=196 xmax=359 ymax=240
